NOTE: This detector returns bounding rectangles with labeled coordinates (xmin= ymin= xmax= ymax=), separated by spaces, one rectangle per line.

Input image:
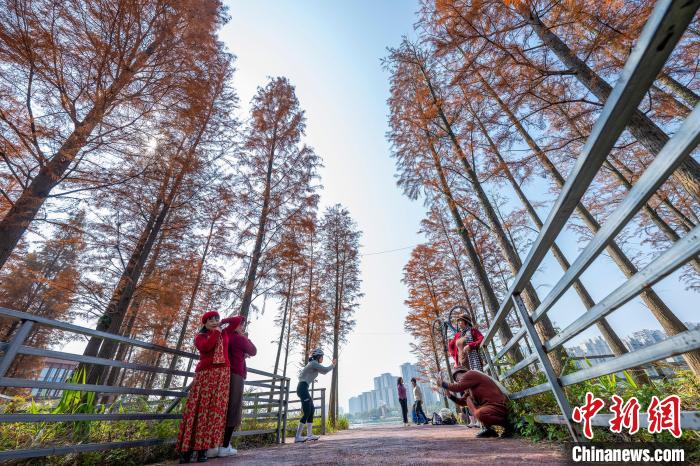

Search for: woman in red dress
xmin=176 ymin=311 xmax=231 ymax=463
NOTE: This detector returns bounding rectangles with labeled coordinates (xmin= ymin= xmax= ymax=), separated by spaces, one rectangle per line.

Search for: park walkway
xmin=205 ymin=424 xmax=567 ymax=465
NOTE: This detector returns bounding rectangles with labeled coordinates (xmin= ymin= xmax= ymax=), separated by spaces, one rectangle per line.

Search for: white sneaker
xmin=206 ymin=447 xmax=219 ymax=458
xmin=295 ymin=424 xmax=307 ymax=443
xmin=305 ymin=423 xmax=320 ymax=441
xmin=219 ymin=445 xmax=237 ymax=457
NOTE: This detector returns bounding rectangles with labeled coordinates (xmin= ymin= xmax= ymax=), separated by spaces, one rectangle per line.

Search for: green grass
xmin=0 ymin=377 xmax=285 ymax=465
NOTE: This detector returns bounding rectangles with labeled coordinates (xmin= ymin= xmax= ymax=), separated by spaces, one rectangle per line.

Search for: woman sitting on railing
xmin=176 ymin=311 xmax=231 ymax=463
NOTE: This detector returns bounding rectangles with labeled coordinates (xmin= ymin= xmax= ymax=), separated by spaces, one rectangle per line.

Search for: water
xmin=350 ymin=418 xmax=403 ymax=429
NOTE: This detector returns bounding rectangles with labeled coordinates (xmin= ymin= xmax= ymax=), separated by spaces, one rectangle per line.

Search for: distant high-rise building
xmin=348 ymin=362 xmax=442 ymax=416
xmin=359 ymin=391 xmax=374 ymax=413
xmin=349 ymin=396 xmax=361 ymax=415
xmin=373 ymin=373 xmax=399 ymax=409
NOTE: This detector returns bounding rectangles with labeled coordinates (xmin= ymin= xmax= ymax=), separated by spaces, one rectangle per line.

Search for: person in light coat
xmin=295 ymin=348 xmax=336 ymax=442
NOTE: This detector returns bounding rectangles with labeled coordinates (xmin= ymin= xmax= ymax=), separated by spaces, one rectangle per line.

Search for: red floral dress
xmin=176 ymin=332 xmax=231 ymax=452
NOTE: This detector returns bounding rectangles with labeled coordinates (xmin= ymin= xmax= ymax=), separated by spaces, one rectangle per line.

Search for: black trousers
xmin=399 ymin=398 xmax=408 ymax=423
xmin=296 ymin=381 xmax=314 ymax=423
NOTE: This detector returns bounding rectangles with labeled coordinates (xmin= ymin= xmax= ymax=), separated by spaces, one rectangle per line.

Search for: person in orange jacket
xmin=176 ymin=311 xmax=231 ymax=463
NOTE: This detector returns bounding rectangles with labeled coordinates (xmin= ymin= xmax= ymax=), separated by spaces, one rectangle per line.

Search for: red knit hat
xmin=200 ymin=310 xmax=220 ymax=324
xmin=226 ymin=315 xmax=244 ymax=331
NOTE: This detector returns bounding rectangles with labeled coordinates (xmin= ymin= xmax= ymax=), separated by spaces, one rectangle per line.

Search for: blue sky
xmin=219 ymin=0 xmax=699 ymax=412
xmin=221 ymin=0 xmax=425 ymax=412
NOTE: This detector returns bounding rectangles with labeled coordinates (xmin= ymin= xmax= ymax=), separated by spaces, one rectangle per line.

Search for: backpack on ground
xmin=431 ymin=412 xmax=443 ymax=425
xmin=439 ymin=408 xmax=456 ymax=425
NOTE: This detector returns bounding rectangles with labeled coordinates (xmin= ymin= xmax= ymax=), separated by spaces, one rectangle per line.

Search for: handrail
xmin=0 ymin=306 xmax=297 ymax=461
xmin=481 ymin=0 xmax=699 ymax=349
xmin=0 ymin=306 xmax=195 ymax=358
xmin=477 ymin=0 xmax=700 ymax=442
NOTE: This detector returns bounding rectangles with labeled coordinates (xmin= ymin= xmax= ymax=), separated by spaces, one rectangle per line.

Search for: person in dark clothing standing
xmin=397 ymin=377 xmax=408 ymax=426
xmin=411 ymin=378 xmax=429 ymax=425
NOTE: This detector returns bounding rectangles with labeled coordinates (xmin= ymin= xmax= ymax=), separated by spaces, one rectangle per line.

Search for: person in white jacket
xmin=411 ymin=378 xmax=429 ymax=424
xmin=295 ymin=348 xmax=336 ymax=442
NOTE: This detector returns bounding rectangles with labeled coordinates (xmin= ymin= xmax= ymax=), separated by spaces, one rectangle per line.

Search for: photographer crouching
xmin=436 ymin=366 xmax=514 ymax=438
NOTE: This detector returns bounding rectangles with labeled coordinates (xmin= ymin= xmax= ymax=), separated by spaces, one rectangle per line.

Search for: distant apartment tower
xmin=400 ymin=362 xmax=436 ymax=406
xmin=349 ymin=396 xmax=361 ymax=415
xmin=373 ymin=372 xmax=399 ymax=409
xmin=359 ymin=391 xmax=374 ymax=413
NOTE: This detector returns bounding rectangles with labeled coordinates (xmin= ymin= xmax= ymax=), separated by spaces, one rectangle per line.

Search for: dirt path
xmin=205 ymin=424 xmax=567 ymax=465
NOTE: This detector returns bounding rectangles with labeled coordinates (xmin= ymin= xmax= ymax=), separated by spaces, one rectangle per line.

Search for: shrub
xmin=505 ymin=364 xmax=700 ymax=454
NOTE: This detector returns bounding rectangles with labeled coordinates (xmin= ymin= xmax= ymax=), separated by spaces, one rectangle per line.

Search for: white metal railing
xmin=478 ymin=0 xmax=700 ymax=442
xmin=0 ymin=306 xmax=295 ymax=461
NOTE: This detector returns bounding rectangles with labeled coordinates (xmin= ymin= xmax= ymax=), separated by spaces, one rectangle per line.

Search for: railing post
xmin=275 ymin=375 xmax=285 ymax=444
xmin=320 ymin=388 xmax=326 ymax=435
xmin=512 ymin=294 xmax=582 ymax=442
xmin=480 ymin=345 xmax=497 ymax=380
xmin=0 ymin=320 xmax=34 ymax=378
xmin=281 ymin=378 xmax=290 ymax=443
xmin=182 ymin=357 xmax=193 ymax=388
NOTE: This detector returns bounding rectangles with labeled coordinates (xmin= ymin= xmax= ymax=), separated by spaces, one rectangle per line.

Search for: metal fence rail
xmin=0 ymin=306 xmax=310 ymax=461
xmin=476 ymin=0 xmax=700 ymax=442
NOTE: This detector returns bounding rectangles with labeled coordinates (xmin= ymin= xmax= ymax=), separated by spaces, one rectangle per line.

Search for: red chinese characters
xmin=572 ymin=392 xmax=605 ymax=439
xmin=572 ymin=392 xmax=683 ymax=439
xmin=647 ymin=395 xmax=682 ymax=438
xmin=609 ymin=395 xmax=640 ymax=435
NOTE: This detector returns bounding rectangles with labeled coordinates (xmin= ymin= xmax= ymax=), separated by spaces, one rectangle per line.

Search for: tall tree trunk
xmin=483 ymin=79 xmax=700 ymax=375
xmin=420 ymin=66 xmax=562 ymax=373
xmin=329 ymin=237 xmax=342 ymax=428
xmin=145 ymin=325 xmax=174 ymax=391
xmin=608 ymin=153 xmax=697 ymax=232
xmin=557 ymin=107 xmax=700 ymax=275
xmin=475 ymin=114 xmax=650 ymax=384
xmin=435 ymin=211 xmax=477 ymax=318
xmin=658 ymin=73 xmax=700 ymax=108
xmin=424 ymin=133 xmax=521 ymax=363
xmin=79 ymin=201 xmax=162 ymax=384
xmin=104 ymin=232 xmax=167 ymax=389
xmin=81 ymin=157 xmax=187 ymax=386
xmin=429 ymin=325 xmax=450 ymax=408
xmin=303 ymin=233 xmax=316 ymax=364
xmin=239 ymin=148 xmax=276 ymax=319
xmin=269 ymin=265 xmax=295 ymax=410
xmin=0 ymin=33 xmax=167 ymax=269
xmin=162 ymin=217 xmax=216 ymax=390
xmin=522 ymin=9 xmax=700 ymax=203
xmin=282 ymin=291 xmax=296 ymax=381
